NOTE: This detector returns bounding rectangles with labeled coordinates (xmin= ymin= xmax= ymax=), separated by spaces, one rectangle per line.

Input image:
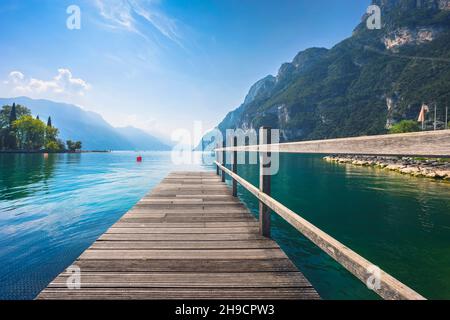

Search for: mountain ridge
xmin=0 ymin=97 xmax=171 ymax=151
xmin=201 ymin=0 xmax=450 ymax=147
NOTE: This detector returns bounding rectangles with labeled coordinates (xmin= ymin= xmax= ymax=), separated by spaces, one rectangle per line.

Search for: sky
xmin=0 ymin=0 xmax=370 ymax=141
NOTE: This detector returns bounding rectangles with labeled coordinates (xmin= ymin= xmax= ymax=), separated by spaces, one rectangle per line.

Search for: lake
xmin=0 ymin=152 xmax=449 ymax=299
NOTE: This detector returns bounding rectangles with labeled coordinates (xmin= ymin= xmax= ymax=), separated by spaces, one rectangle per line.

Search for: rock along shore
xmin=323 ymin=155 xmax=450 ymax=181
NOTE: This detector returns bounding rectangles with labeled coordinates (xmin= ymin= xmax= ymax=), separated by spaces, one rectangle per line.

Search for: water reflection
xmin=0 ymin=154 xmax=56 ymax=200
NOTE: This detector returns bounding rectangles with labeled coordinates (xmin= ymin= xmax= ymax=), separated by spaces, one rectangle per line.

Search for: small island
xmin=0 ymin=103 xmax=83 ymax=153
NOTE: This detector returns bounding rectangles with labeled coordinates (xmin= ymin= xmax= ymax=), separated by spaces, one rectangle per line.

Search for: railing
xmin=214 ymin=128 xmax=450 ymax=300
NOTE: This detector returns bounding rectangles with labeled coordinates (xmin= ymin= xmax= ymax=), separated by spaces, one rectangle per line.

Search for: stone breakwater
xmin=324 ymin=155 xmax=450 ymax=181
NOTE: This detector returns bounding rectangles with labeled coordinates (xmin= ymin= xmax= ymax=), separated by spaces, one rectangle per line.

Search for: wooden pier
xmin=37 ymin=171 xmax=319 ymax=300
xmin=38 ymin=129 xmax=446 ymax=300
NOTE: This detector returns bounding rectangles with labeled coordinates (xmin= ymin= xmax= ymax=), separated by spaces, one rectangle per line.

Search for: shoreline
xmin=0 ymin=150 xmax=111 ymax=154
xmin=324 ymin=155 xmax=450 ymax=181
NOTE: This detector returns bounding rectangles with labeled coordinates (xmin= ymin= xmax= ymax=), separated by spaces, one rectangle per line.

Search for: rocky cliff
xmin=202 ymin=0 xmax=450 ymax=146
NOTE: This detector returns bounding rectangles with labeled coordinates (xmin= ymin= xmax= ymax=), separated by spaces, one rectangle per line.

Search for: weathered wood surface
xmin=216 ymin=130 xmax=450 ymax=157
xmin=37 ymin=171 xmax=319 ymax=300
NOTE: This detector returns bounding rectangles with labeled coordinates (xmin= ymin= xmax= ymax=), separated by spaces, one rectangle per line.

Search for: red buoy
xmin=137 ymin=156 xmax=143 ymax=162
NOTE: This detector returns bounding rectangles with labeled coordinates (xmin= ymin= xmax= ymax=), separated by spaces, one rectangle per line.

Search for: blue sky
xmin=0 ymin=0 xmax=370 ymax=139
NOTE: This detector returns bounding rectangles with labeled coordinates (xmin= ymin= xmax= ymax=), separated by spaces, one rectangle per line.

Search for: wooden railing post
xmin=221 ymin=141 xmax=226 ymax=183
xmin=259 ymin=127 xmax=271 ymax=238
xmin=216 ymin=148 xmax=220 ymax=176
xmin=232 ymin=136 xmax=238 ymax=197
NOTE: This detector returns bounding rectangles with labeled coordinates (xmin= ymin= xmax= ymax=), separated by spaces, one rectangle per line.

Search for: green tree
xmin=9 ymin=103 xmax=17 ymax=126
xmin=74 ymin=141 xmax=82 ymax=150
xmin=44 ymin=126 xmax=61 ymax=152
xmin=45 ymin=125 xmax=59 ymax=145
xmin=0 ymin=128 xmax=8 ymax=150
xmin=57 ymin=139 xmax=66 ymax=151
xmin=0 ymin=104 xmax=32 ymax=150
xmin=13 ymin=116 xmax=47 ymax=150
xmin=0 ymin=104 xmax=32 ymax=127
xmin=389 ymin=120 xmax=420 ymax=134
xmin=67 ymin=140 xmax=82 ymax=152
xmin=66 ymin=140 xmax=73 ymax=151
xmin=0 ymin=105 xmax=65 ymax=151
xmin=45 ymin=141 xmax=60 ymax=152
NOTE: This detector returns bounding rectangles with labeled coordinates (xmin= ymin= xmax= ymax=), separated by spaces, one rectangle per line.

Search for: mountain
xmin=115 ymin=126 xmax=171 ymax=151
xmin=0 ymin=97 xmax=170 ymax=151
xmin=201 ymin=0 xmax=450 ymax=147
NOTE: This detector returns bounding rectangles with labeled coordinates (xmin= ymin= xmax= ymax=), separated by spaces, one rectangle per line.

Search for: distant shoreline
xmin=0 ymin=150 xmax=111 ymax=154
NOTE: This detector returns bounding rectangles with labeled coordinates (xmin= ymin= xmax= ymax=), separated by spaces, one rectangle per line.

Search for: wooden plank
xmin=90 ymin=240 xmax=279 ymax=250
xmin=70 ymin=259 xmax=298 ymax=273
xmin=150 ymin=189 xmax=231 ymax=194
xmin=129 ymin=208 xmax=250 ymax=214
xmin=161 ymin=181 xmax=224 ymax=185
xmin=120 ymin=217 xmax=256 ymax=223
xmin=112 ymin=222 xmax=259 ymax=228
xmin=173 ymin=195 xmax=235 ymax=199
xmin=106 ymin=227 xmax=260 ymax=234
xmin=38 ymin=288 xmax=319 ymax=300
xmin=98 ymin=233 xmax=265 ymax=241
xmin=139 ymin=199 xmax=241 ymax=205
xmin=79 ymin=249 xmax=288 ymax=260
xmin=122 ymin=215 xmax=254 ymax=220
xmin=48 ymin=272 xmax=310 ymax=288
xmin=153 ymin=185 xmax=229 ymax=189
xmin=133 ymin=204 xmax=246 ymax=209
xmin=143 ymin=196 xmax=236 ymax=202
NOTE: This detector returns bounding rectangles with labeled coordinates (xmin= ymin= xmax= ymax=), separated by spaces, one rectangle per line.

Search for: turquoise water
xmin=229 ymin=155 xmax=450 ymax=300
xmin=0 ymin=152 xmax=207 ymax=299
xmin=0 ymin=152 xmax=449 ymax=299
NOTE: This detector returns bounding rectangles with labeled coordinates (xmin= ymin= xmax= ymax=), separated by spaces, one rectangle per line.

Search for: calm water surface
xmin=0 ymin=152 xmax=449 ymax=299
xmin=0 ymin=152 xmax=206 ymax=299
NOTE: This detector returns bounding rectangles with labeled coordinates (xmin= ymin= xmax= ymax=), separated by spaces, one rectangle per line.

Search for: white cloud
xmin=4 ymin=69 xmax=91 ymax=97
xmin=95 ymin=0 xmax=137 ymax=32
xmin=93 ymin=0 xmax=183 ymax=46
xmin=4 ymin=71 xmax=25 ymax=85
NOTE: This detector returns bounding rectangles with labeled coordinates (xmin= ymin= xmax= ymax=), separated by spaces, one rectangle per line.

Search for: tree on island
xmin=66 ymin=140 xmax=82 ymax=152
xmin=0 ymin=103 xmax=31 ymax=150
xmin=0 ymin=103 xmax=31 ymax=147
xmin=9 ymin=103 xmax=17 ymax=125
xmin=0 ymin=104 xmax=31 ymax=127
xmin=57 ymin=139 xmax=67 ymax=151
xmin=45 ymin=140 xmax=60 ymax=152
xmin=45 ymin=123 xmax=61 ymax=151
xmin=13 ymin=116 xmax=47 ymax=150
xmin=0 ymin=103 xmax=71 ymax=152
